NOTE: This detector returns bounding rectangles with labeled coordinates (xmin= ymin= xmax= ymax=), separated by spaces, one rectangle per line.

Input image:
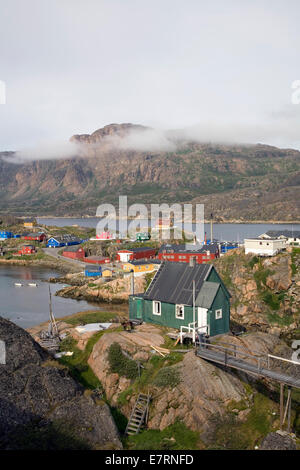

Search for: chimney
xmin=189 ymin=256 xmax=196 ymax=267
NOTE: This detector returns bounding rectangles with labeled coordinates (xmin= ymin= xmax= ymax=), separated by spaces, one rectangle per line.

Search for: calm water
xmin=0 ymin=265 xmax=101 ymax=328
xmin=37 ymin=217 xmax=300 ymax=242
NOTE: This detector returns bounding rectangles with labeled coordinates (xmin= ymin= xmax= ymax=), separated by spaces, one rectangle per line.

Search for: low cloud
xmin=103 ymin=127 xmax=176 ymax=152
xmin=4 ymin=109 xmax=300 ymax=164
xmin=6 ymin=140 xmax=80 ymax=163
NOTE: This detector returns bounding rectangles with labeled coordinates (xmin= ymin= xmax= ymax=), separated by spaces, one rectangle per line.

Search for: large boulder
xmin=260 ymin=432 xmax=296 ymax=450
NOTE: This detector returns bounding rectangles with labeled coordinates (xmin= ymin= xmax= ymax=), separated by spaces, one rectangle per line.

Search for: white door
xmin=198 ymin=307 xmax=208 ymax=334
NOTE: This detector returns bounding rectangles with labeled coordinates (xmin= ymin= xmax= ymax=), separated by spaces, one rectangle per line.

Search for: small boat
xmin=14 ymin=282 xmax=23 ymax=287
xmin=28 ymin=282 xmax=38 ymax=287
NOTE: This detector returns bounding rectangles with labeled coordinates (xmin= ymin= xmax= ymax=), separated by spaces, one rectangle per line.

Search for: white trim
xmin=175 ymin=304 xmax=185 ymax=320
xmin=215 ymin=308 xmax=222 ymax=319
xmin=153 ymin=300 xmax=161 ymax=316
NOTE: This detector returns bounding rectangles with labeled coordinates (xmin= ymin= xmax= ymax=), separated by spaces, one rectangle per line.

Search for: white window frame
xmin=153 ymin=301 xmax=161 ymax=316
xmin=175 ymin=304 xmax=185 ymax=320
xmin=215 ymin=308 xmax=222 ymax=320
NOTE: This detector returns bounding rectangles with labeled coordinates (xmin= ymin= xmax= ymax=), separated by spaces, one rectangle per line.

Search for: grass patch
xmin=62 ymin=310 xmax=119 ymax=326
xmin=108 ymin=342 xmax=139 ymax=380
xmin=126 ymin=419 xmax=200 ymax=450
xmin=208 ymin=392 xmax=277 ymax=450
xmin=248 ymin=255 xmax=259 ymax=269
xmin=267 ymin=312 xmax=294 ymax=326
xmin=262 ymin=291 xmax=286 ymax=311
xmin=58 ymin=327 xmax=121 ymax=389
xmin=153 ymin=366 xmax=181 ymax=388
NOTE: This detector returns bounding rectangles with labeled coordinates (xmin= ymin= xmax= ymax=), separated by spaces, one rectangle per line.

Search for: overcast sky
xmin=0 ymin=0 xmax=300 ymax=152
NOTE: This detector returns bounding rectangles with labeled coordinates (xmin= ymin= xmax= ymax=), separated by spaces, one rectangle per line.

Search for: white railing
xmin=179 ymin=321 xmax=208 ymax=343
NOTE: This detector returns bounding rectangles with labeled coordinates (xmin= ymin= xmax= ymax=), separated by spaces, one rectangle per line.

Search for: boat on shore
xmin=14 ymin=282 xmax=22 ymax=287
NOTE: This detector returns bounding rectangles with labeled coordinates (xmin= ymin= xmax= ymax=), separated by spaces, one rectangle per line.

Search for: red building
xmin=96 ymin=231 xmax=114 ymax=240
xmin=62 ymin=245 xmax=86 ymax=259
xmin=117 ymin=247 xmax=157 ymax=262
xmin=18 ymin=245 xmax=36 ymax=255
xmin=158 ymin=243 xmax=219 ymax=264
xmin=22 ymin=232 xmax=46 ymax=242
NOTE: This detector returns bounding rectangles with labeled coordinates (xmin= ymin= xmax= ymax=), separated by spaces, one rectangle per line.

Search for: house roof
xmin=85 ymin=265 xmax=101 ymax=271
xmin=263 ymin=230 xmax=300 ymax=239
xmin=63 ymin=245 xmax=84 ymax=252
xmin=119 ymin=247 xmax=155 ymax=253
xmin=143 ymin=262 xmax=213 ymax=305
xmin=48 ymin=235 xmax=81 ymax=243
xmin=125 ymin=258 xmax=161 ymax=266
xmin=196 ymin=281 xmax=221 ymax=309
xmin=159 ymin=242 xmax=219 ymax=255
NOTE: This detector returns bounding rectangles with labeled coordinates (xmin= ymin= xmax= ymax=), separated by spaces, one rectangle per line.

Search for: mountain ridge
xmin=0 ymin=123 xmax=299 ymax=220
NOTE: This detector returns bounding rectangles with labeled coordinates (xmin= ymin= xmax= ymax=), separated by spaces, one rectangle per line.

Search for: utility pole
xmin=210 ymin=212 xmax=213 ymax=243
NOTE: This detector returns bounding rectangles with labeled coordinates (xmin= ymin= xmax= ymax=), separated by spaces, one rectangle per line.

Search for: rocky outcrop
xmin=214 ymin=250 xmax=300 ymax=335
xmin=87 ymin=324 xmax=290 ymax=436
xmin=0 ymin=317 xmax=122 ymax=450
xmin=56 ymin=274 xmax=146 ymax=303
xmin=260 ymin=431 xmax=297 ymax=450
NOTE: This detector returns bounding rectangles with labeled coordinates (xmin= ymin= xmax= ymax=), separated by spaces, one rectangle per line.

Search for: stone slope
xmin=87 ymin=324 xmax=286 ymax=435
xmin=0 ymin=317 xmax=122 ymax=450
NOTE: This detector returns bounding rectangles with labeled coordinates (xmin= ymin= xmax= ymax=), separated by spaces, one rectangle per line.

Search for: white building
xmin=259 ymin=230 xmax=300 ymax=246
xmin=244 ymin=238 xmax=286 ymax=256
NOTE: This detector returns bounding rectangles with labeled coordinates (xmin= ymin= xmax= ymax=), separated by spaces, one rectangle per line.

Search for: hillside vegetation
xmin=0 ymin=123 xmax=299 ymax=220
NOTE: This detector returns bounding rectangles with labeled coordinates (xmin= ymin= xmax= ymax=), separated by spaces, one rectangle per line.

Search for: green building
xmin=135 ymin=232 xmax=151 ymax=242
xmin=129 ymin=261 xmax=231 ymax=338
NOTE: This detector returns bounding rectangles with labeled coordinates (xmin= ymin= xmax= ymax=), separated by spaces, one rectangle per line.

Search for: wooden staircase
xmin=125 ymin=393 xmax=151 ymax=435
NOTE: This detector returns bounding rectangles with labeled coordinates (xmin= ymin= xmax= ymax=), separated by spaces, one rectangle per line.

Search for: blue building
xmin=220 ymin=242 xmax=239 ymax=254
xmin=0 ymin=231 xmax=13 ymax=240
xmin=84 ymin=265 xmax=102 ymax=277
xmin=46 ymin=235 xmax=82 ymax=248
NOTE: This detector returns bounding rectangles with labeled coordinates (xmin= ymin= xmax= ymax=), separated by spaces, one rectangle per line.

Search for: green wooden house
xmin=129 ymin=261 xmax=231 ymax=337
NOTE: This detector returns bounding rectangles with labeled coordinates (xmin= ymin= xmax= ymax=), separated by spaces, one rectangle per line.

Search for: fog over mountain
xmin=1 ymin=0 xmax=300 ymax=151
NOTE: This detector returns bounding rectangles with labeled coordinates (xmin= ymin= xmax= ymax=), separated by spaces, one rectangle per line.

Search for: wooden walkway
xmin=196 ymin=341 xmax=300 ymax=389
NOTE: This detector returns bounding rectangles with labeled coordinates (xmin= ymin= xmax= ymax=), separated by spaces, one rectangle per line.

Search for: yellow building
xmin=23 ymin=218 xmax=37 ymax=228
xmin=123 ymin=260 xmax=160 ymax=275
xmin=102 ymin=268 xmax=113 ymax=278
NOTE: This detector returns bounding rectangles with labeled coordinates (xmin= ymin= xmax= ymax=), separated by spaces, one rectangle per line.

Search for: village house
xmin=46 ymin=235 xmax=82 ymax=248
xmin=259 ymin=230 xmax=300 ymax=246
xmin=62 ymin=245 xmax=86 ymax=259
xmin=123 ymin=259 xmax=161 ymax=276
xmin=129 ymin=260 xmax=230 ymax=338
xmin=23 ymin=218 xmax=37 ymax=228
xmin=102 ymin=268 xmax=113 ymax=278
xmin=116 ymin=247 xmax=157 ymax=262
xmin=244 ymin=238 xmax=286 ymax=256
xmin=21 ymin=232 xmax=46 ymax=242
xmin=135 ymin=232 xmax=151 ymax=242
xmin=96 ymin=231 xmax=115 ymax=240
xmin=158 ymin=243 xmax=219 ymax=264
xmin=84 ymin=265 xmax=102 ymax=277
xmin=18 ymin=245 xmax=36 ymax=255
xmin=0 ymin=230 xmax=13 ymax=240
